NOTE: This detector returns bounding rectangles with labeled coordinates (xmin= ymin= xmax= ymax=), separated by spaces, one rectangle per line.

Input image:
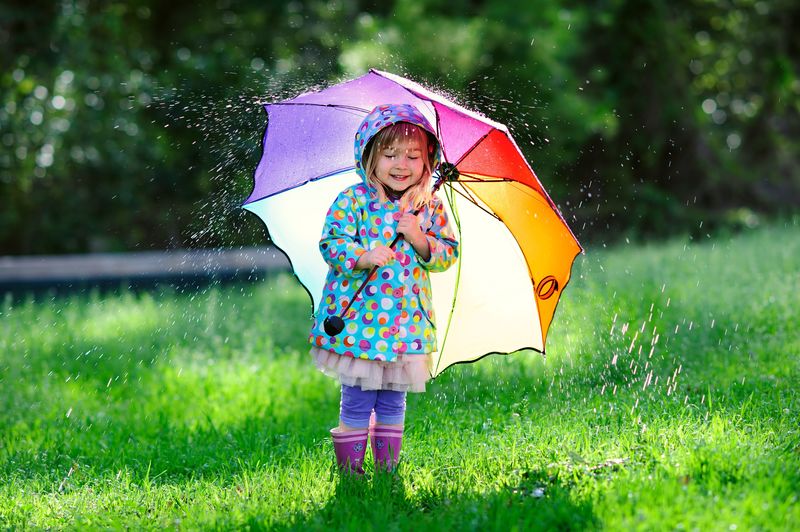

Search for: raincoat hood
xmin=354 ymin=103 xmax=441 ymax=185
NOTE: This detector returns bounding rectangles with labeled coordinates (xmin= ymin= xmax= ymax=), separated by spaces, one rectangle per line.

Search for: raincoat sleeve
xmin=418 ymin=197 xmax=459 ymax=272
xmin=318 ymin=189 xmax=367 ymax=278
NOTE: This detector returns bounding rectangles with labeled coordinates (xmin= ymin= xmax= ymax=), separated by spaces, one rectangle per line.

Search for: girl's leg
xmin=331 ymin=384 xmax=376 ymax=474
xmin=338 ymin=384 xmax=378 ymax=430
xmin=370 ymin=390 xmax=406 ymax=471
xmin=373 ymin=389 xmax=406 ymax=426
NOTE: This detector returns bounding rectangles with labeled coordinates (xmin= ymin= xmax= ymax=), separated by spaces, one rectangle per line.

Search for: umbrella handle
xmin=323 ymin=163 xmax=459 ymax=337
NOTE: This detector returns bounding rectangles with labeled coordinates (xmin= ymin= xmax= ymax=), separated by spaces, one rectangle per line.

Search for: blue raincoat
xmin=308 ymin=104 xmax=459 ymax=362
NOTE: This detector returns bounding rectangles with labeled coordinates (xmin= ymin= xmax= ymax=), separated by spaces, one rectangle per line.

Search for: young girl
xmin=308 ymin=103 xmax=459 ymax=474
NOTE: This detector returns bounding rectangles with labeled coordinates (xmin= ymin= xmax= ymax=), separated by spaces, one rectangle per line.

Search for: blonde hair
xmin=362 ymin=122 xmax=437 ymax=211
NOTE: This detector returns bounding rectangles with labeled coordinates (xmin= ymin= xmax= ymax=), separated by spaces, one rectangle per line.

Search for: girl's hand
xmin=396 ymin=213 xmax=431 ymax=261
xmin=356 ymin=246 xmax=395 ymax=269
xmin=396 ymin=213 xmax=425 ymax=243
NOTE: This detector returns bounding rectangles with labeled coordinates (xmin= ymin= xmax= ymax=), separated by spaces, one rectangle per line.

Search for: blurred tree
xmin=0 ymin=0 xmax=362 ymax=253
xmin=573 ymin=0 xmax=800 ymax=237
xmin=338 ymin=0 xmax=799 ymax=241
xmin=0 ymin=0 xmax=797 ymax=254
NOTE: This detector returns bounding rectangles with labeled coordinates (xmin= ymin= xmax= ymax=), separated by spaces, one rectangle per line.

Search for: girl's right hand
xmin=356 ymin=246 xmax=395 ymax=269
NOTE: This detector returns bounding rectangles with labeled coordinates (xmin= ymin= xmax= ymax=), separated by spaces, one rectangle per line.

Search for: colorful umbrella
xmin=243 ymin=69 xmax=582 ymax=377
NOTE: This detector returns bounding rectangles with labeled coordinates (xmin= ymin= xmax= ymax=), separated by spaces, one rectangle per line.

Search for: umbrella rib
xmin=450 ymin=131 xmax=561 ymax=212
xmin=457 ymin=172 xmax=514 ymax=183
xmin=244 ymin=166 xmax=357 ymax=205
xmin=458 ymin=172 xmax=558 ymax=211
xmin=269 ymin=102 xmax=371 ymax=114
xmin=307 ymin=166 xmax=358 ymax=183
xmin=504 ymin=179 xmax=561 ymax=209
xmin=449 ymin=184 xmax=502 ymax=222
xmin=453 ymin=130 xmax=493 ymax=168
xmin=433 ymin=103 xmax=447 ymax=163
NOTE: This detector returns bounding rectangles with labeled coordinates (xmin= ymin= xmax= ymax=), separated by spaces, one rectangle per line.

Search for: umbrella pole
xmin=323 ymin=163 xmax=459 ymax=336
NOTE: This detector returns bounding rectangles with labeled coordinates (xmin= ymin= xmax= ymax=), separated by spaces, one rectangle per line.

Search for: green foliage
xmin=0 ymin=221 xmax=798 ymax=528
xmin=339 ymin=0 xmax=800 ymax=241
xmin=1 ymin=0 xmax=798 ymax=254
xmin=0 ymin=0 xmax=361 ymax=253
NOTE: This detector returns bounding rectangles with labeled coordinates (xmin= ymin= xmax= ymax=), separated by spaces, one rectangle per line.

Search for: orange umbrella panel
xmin=460 ymin=177 xmax=582 ymax=346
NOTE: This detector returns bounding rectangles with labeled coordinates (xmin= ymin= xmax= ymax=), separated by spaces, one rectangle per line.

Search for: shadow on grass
xmin=270 ymin=466 xmax=597 ymax=530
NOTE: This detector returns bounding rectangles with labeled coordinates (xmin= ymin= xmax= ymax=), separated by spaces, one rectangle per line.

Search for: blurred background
xmin=2 ymin=0 xmax=798 ymax=256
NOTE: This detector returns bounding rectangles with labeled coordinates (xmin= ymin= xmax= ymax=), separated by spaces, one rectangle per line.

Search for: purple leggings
xmin=340 ymin=384 xmax=406 ymax=428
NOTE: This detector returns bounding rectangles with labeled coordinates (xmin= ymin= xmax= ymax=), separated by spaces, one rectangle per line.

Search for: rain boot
xmin=331 ymin=428 xmax=368 ymax=475
xmin=370 ymin=425 xmax=403 ymax=472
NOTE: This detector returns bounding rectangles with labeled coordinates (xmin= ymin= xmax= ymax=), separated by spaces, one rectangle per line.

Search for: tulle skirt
xmin=310 ymin=347 xmax=431 ymax=393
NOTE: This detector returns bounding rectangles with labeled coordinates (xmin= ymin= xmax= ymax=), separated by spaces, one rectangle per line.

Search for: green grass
xmin=1 ymin=220 xmax=799 ymax=530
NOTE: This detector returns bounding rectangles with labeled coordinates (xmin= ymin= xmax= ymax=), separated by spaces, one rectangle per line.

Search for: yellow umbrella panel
xmin=429 ymin=125 xmax=582 ymax=376
xmin=428 ymin=177 xmax=581 ymax=376
xmin=462 ymin=176 xmax=582 ymax=345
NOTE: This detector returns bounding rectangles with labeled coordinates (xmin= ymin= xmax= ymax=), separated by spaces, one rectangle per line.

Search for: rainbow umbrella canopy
xmin=243 ymin=69 xmax=582 ymax=377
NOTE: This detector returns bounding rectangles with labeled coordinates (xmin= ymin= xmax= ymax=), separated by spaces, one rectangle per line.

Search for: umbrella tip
xmin=437 ymin=162 xmax=460 ymax=181
xmin=323 ymin=316 xmax=345 ymax=336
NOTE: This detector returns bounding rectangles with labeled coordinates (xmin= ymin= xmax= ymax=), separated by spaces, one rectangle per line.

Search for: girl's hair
xmin=362 ymin=122 xmax=438 ymax=211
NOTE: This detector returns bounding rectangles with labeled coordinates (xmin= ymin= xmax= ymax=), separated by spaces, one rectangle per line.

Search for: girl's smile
xmin=373 ymin=139 xmax=425 ymax=193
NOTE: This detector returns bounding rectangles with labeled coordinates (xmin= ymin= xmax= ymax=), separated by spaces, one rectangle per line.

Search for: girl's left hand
xmin=396 ymin=213 xmax=430 ymax=260
xmin=396 ymin=213 xmax=424 ymax=243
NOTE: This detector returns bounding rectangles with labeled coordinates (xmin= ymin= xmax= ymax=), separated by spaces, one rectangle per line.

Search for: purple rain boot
xmin=370 ymin=425 xmax=404 ymax=472
xmin=331 ymin=428 xmax=368 ymax=475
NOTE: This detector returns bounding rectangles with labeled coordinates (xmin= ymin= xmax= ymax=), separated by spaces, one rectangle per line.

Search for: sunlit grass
xmin=1 ymin=220 xmax=798 ymax=529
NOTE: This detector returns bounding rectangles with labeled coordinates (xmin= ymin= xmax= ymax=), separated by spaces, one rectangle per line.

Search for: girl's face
xmin=372 ymin=137 xmax=426 ymax=193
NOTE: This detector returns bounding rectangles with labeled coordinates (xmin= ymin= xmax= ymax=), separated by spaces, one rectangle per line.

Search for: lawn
xmin=1 ymin=220 xmax=798 ymax=530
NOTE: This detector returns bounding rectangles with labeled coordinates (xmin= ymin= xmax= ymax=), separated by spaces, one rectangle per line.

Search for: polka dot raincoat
xmin=308 ymin=104 xmax=459 ymax=362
